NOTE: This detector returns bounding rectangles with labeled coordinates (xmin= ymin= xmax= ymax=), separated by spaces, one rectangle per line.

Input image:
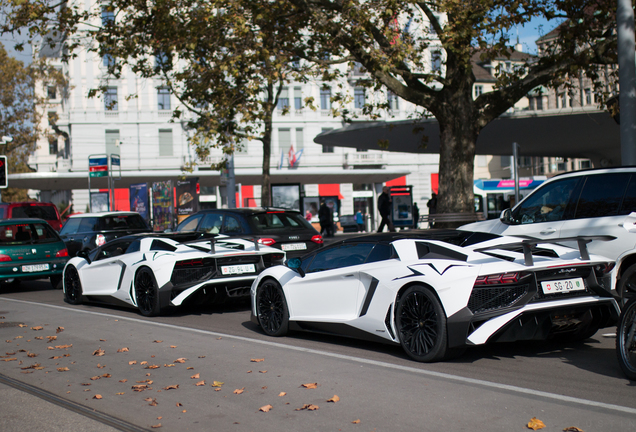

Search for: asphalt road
xmin=1 ymin=278 xmax=635 ymax=431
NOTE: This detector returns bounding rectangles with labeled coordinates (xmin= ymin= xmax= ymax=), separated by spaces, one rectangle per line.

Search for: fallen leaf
xmin=92 ymin=348 xmax=105 ymax=356
xmin=211 ymin=381 xmax=224 ymax=387
xmin=56 ymin=327 xmax=64 ymax=333
xmin=5 ymin=352 xmax=15 ymax=355
xmin=153 ymin=340 xmax=163 ymax=343
xmin=295 ymin=404 xmax=319 ymax=411
xmin=90 ymin=376 xmax=100 ymax=380
xmin=214 ymin=388 xmax=221 ymax=392
xmin=140 ymin=361 xmax=148 ymax=365
xmin=163 ymin=384 xmax=179 ymax=390
xmin=81 ymin=383 xmax=91 ymax=386
xmin=278 ymin=392 xmax=286 ymax=397
xmin=55 ymin=344 xmax=72 ymax=349
xmin=145 ymin=397 xmax=158 ymax=406
xmin=195 ymin=380 xmax=206 ymax=386
xmin=49 ymin=356 xmax=62 ymax=359
xmin=527 ymin=417 xmax=546 ymax=431
xmin=234 ymin=388 xmax=245 ymax=394
xmin=18 ymin=324 xmax=27 ymax=328
xmin=21 ymin=363 xmax=41 ymax=370
xmin=57 ymin=367 xmax=69 ymax=372
xmin=247 ymin=370 xmax=252 ymax=373
xmin=327 ymin=395 xmax=340 ymax=403
xmin=259 ymin=370 xmax=267 ymax=374
xmin=96 ymin=364 xmax=105 ymax=369
xmin=157 ymin=417 xmax=162 ymax=420
xmin=174 ymin=358 xmax=187 ymax=363
xmin=563 ymin=428 xmax=584 ymax=432
xmin=129 ymin=360 xmax=137 ymax=365
xmin=182 ymin=410 xmax=187 ymax=413
xmin=301 ymin=383 xmax=318 ymax=389
xmin=352 ymin=419 xmax=361 ymax=424
xmin=119 ymin=379 xmax=128 ymax=383
xmin=198 ymin=355 xmax=206 ymax=358
xmin=151 ymin=355 xmax=155 ymax=358
xmin=31 ymin=326 xmax=43 ymax=331
xmin=132 ymin=384 xmax=149 ymax=392
xmin=251 ymin=358 xmax=265 ymax=362
xmin=176 ymin=402 xmax=183 ymax=407
xmin=170 ymin=345 xmax=177 ymax=348
xmin=63 ymin=354 xmax=71 ymax=357
xmin=145 ymin=365 xmax=160 ymax=369
xmin=151 ymin=424 xmax=161 ymax=429
xmin=93 ymin=394 xmax=102 ymax=399
xmin=259 ymin=404 xmax=273 ymax=412
xmin=21 ymin=370 xmax=33 ymax=374
xmin=2 ymin=358 xmax=17 ymax=362
xmin=47 ymin=347 xmax=54 ymax=350
xmin=99 ymin=339 xmax=106 ymax=342
xmin=186 ymin=367 xmax=194 ymax=370
xmin=164 ymin=364 xmax=175 ymax=368
xmin=46 ymin=336 xmax=57 ymax=343
xmin=117 ymin=347 xmax=129 ymax=353
xmin=190 ymin=373 xmax=200 ymax=379
xmin=136 ymin=380 xmax=153 ymax=384
xmin=116 ymin=392 xmax=125 ymax=395
xmin=102 ymin=373 xmax=111 ymax=378
xmin=27 ymin=353 xmax=37 ymax=358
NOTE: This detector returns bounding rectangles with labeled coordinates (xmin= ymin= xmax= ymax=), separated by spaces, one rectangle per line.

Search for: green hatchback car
xmin=0 ymin=218 xmax=69 ymax=288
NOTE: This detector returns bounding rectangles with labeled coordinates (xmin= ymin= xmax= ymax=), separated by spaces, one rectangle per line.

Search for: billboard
xmin=176 ymin=178 xmax=199 ymax=224
xmin=152 ymin=181 xmax=173 ymax=232
xmin=129 ymin=183 xmax=149 ymax=221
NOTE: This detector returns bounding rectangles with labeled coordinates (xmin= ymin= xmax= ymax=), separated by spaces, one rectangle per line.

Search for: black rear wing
xmin=474 ymin=235 xmax=616 ymax=266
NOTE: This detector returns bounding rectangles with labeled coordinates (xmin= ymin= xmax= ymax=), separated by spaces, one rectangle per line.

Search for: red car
xmin=0 ymin=202 xmax=63 ymax=231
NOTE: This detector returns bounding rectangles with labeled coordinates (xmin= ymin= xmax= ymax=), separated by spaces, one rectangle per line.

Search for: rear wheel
xmin=256 ymin=280 xmax=289 ymax=337
xmin=63 ymin=266 xmax=82 ymax=305
xmin=396 ymin=285 xmax=449 ymax=362
xmin=135 ymin=268 xmax=161 ymax=317
xmin=617 ymin=297 xmax=636 ymax=380
xmin=617 ymin=264 xmax=636 ymax=303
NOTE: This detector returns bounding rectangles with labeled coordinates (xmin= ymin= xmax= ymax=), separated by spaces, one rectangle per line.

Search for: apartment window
xmin=157 ymin=87 xmax=171 ymax=110
xmin=47 ymin=111 xmax=56 ymax=126
xmin=101 ymin=6 xmax=114 ymax=25
xmin=477 ymin=155 xmax=487 ymax=167
xmin=104 ymin=87 xmax=118 ymax=111
xmin=277 ymin=87 xmax=289 ymax=110
xmin=48 ymin=137 xmax=58 ymax=155
xmin=105 ymin=130 xmax=119 ymax=156
xmin=500 ymin=155 xmax=510 ymax=169
xmin=321 ymin=127 xmax=334 ymax=153
xmin=356 ymin=148 xmax=368 ymax=152
xmin=431 ymin=51 xmax=441 ymax=72
xmin=387 ymin=90 xmax=399 ymax=110
xmin=47 ymin=86 xmax=56 ymax=100
xmin=295 ymin=128 xmax=304 ymax=150
xmin=579 ymin=159 xmax=592 ymax=170
xmin=159 ymin=129 xmax=173 ymax=156
xmin=585 ymin=88 xmax=592 ymax=105
xmin=474 ymin=85 xmax=483 ymax=98
xmin=535 ymin=96 xmax=543 ymax=110
xmin=558 ymin=93 xmax=566 ymax=109
xmin=519 ymin=156 xmax=533 ymax=168
xmin=320 ymin=87 xmax=331 ymax=110
xmin=354 ymin=87 xmax=366 ymax=109
xmin=294 ymin=87 xmax=302 ymax=110
xmin=155 ymin=51 xmax=171 ymax=69
xmin=278 ymin=128 xmax=292 ymax=156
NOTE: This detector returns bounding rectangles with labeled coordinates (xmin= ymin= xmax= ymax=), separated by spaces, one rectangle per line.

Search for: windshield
xmin=0 ymin=222 xmax=61 ymax=245
xmin=11 ymin=205 xmax=58 ymax=220
xmin=248 ymin=211 xmax=314 ymax=232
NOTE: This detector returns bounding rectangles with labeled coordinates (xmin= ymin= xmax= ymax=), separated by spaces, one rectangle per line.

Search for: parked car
xmin=63 ymin=234 xmax=285 ymax=316
xmin=59 ymin=212 xmax=152 ymax=256
xmin=251 ymin=230 xmax=618 ymax=362
xmin=0 ymin=218 xmax=69 ymax=288
xmin=174 ymin=208 xmax=323 ymax=258
xmin=0 ymin=202 xmax=63 ymax=231
xmin=338 ymin=215 xmax=359 ymax=233
xmin=461 ymin=167 xmax=636 ymax=301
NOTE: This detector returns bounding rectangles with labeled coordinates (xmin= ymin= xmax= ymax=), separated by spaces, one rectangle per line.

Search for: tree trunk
xmin=261 ymin=113 xmax=273 ymax=207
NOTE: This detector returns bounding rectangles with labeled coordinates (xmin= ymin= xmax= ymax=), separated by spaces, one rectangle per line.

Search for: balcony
xmin=344 ymin=152 xmax=386 ymax=167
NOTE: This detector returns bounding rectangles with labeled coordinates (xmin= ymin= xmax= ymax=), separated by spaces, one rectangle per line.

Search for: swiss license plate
xmin=221 ymin=264 xmax=256 ymax=275
xmin=282 ymin=242 xmax=307 ymax=251
xmin=540 ymin=277 xmax=585 ymax=295
xmin=22 ymin=264 xmax=49 ymax=273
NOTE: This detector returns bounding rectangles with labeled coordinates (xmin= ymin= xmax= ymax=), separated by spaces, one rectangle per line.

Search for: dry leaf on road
xmin=90 ymin=376 xmax=100 ymax=380
xmin=250 ymin=358 xmax=265 ymax=362
xmin=145 ymin=365 xmax=160 ymax=369
xmin=116 ymin=392 xmax=125 ymax=395
xmin=301 ymin=383 xmax=318 ymax=389
xmin=327 ymin=395 xmax=340 ymax=403
xmin=153 ymin=340 xmax=163 ymax=343
xmin=46 ymin=336 xmax=57 ymax=343
xmin=234 ymin=388 xmax=245 ymax=394
xmin=563 ymin=428 xmax=584 ymax=432
xmin=31 ymin=326 xmax=43 ymax=331
xmin=132 ymin=384 xmax=149 ymax=392
xmin=27 ymin=353 xmax=37 ymax=358
xmin=18 ymin=324 xmax=27 ymax=328
xmin=57 ymin=367 xmax=69 ymax=372
xmin=259 ymin=370 xmax=267 ymax=373
xmin=278 ymin=392 xmax=286 ymax=397
xmin=527 ymin=417 xmax=546 ymax=430
xmin=259 ymin=404 xmax=273 ymax=412
xmin=119 ymin=379 xmax=128 ymax=383
xmin=163 ymin=384 xmax=179 ymax=390
xmin=117 ymin=347 xmax=129 ymax=353
xmin=170 ymin=345 xmax=177 ymax=348
xmin=140 ymin=361 xmax=148 ymax=365
xmin=93 ymin=394 xmax=103 ymax=399
xmin=56 ymin=327 xmax=64 ymax=333
xmin=174 ymin=358 xmax=187 ymax=363
xmin=211 ymin=381 xmax=224 ymax=387
xmin=195 ymin=381 xmax=205 ymax=386
xmin=151 ymin=424 xmax=161 ymax=428
xmin=128 ymin=361 xmax=136 ymax=365
xmin=190 ymin=373 xmax=200 ymax=379
xmin=295 ymin=404 xmax=319 ymax=411
xmin=352 ymin=419 xmax=361 ymax=424
xmin=92 ymin=348 xmax=105 ymax=356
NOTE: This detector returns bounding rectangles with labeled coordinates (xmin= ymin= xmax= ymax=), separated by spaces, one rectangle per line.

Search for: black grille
xmin=171 ymin=258 xmax=216 ymax=286
xmin=217 ymin=256 xmax=260 ymax=265
xmin=468 ymin=284 xmax=529 ymax=314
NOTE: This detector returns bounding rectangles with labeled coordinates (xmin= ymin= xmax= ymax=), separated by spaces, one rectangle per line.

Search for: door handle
xmin=540 ymin=229 xmax=556 ymax=235
xmin=343 ymin=274 xmax=355 ymax=278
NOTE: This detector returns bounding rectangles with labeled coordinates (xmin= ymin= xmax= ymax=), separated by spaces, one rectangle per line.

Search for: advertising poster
xmin=176 ymin=178 xmax=199 ymax=224
xmin=272 ymin=184 xmax=300 ymax=211
xmin=152 ymin=181 xmax=173 ymax=232
xmin=129 ymin=183 xmax=149 ymax=221
xmin=90 ymin=192 xmax=109 ymax=212
xmin=390 ymin=186 xmax=414 ymax=227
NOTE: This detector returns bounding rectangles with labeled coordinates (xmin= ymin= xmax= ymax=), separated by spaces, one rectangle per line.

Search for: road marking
xmin=4 ymin=297 xmax=636 ymax=416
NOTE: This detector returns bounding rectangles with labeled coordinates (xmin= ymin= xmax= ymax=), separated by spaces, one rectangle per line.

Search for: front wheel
xmin=396 ymin=285 xmax=449 ymax=362
xmin=256 ymin=280 xmax=289 ymax=337
xmin=617 ymin=264 xmax=636 ymax=303
xmin=617 ymin=297 xmax=636 ymax=380
xmin=63 ymin=266 xmax=82 ymax=305
xmin=135 ymin=268 xmax=161 ymax=317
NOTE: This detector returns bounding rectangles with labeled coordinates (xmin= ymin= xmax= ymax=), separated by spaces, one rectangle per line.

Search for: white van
xmin=462 ymin=167 xmax=636 ymax=301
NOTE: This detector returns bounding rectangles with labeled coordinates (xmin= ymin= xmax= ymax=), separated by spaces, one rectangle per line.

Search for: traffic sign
xmin=89 ymin=156 xmax=108 ymax=177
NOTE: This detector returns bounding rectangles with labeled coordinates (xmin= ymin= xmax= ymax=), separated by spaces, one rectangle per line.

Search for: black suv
xmin=175 ymin=208 xmax=323 ymax=258
xmin=60 ymin=212 xmax=152 ymax=256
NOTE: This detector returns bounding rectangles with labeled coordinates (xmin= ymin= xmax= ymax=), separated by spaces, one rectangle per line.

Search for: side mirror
xmin=77 ymin=250 xmax=91 ymax=264
xmin=287 ymin=257 xmax=305 ymax=277
xmin=500 ymin=208 xmax=513 ymax=225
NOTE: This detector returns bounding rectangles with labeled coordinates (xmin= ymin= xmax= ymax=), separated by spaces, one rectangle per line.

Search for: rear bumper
xmin=0 ymin=259 xmax=67 ymax=281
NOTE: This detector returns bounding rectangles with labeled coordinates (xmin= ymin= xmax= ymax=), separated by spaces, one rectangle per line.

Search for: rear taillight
xmin=55 ymin=249 xmax=69 ymax=258
xmin=95 ymin=234 xmax=106 ymax=247
xmin=175 ymin=259 xmax=204 ymax=268
xmin=0 ymin=254 xmax=11 ymax=262
xmin=258 ymin=238 xmax=276 ymax=246
xmin=311 ymin=235 xmax=323 ymax=244
xmin=594 ymin=262 xmax=615 ymax=276
xmin=474 ymin=272 xmax=528 ymax=286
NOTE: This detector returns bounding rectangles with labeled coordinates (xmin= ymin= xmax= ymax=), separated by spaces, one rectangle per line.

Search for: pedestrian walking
xmin=355 ymin=210 xmax=365 ymax=232
xmin=412 ymin=202 xmax=420 ymax=229
xmin=377 ymin=186 xmax=395 ymax=232
xmin=318 ymin=200 xmax=333 ymax=237
xmin=427 ymin=193 xmax=437 ymax=228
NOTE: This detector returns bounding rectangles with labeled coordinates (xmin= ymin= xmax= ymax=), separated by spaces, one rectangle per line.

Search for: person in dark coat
xmin=377 ymin=186 xmax=395 ymax=232
xmin=427 ymin=193 xmax=437 ymax=228
xmin=412 ymin=202 xmax=420 ymax=229
xmin=318 ymin=200 xmax=333 ymax=237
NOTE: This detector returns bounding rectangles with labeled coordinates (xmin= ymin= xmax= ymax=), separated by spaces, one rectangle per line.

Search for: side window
xmin=575 ymin=174 xmax=630 ymax=219
xmin=126 ymin=240 xmax=141 ymax=254
xmin=177 ymin=214 xmax=202 ymax=232
xmin=222 ymin=215 xmax=242 ymax=234
xmin=306 ymin=243 xmax=375 ymax=273
xmin=200 ymin=213 xmax=223 ymax=234
xmin=512 ymin=178 xmax=581 ymax=224
xmin=78 ymin=217 xmax=99 ymax=232
xmin=150 ymin=239 xmax=177 ymax=252
xmin=619 ymin=174 xmax=636 ymax=215
xmin=365 ymin=244 xmax=393 ymax=264
xmin=60 ymin=218 xmax=82 ymax=235
xmin=96 ymin=240 xmax=133 ymax=261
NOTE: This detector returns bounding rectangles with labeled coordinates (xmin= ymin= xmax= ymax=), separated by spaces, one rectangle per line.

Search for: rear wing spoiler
xmin=474 ymin=235 xmax=616 ymax=266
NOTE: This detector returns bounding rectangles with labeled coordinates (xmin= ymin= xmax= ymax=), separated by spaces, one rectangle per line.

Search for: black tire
xmin=617 ymin=264 xmax=636 ymax=303
xmin=616 ymin=297 xmax=636 ymax=380
xmin=135 ymin=267 xmax=161 ymax=317
xmin=396 ymin=285 xmax=449 ymax=362
xmin=256 ymin=280 xmax=289 ymax=337
xmin=63 ymin=266 xmax=82 ymax=305
xmin=50 ymin=275 xmax=63 ymax=290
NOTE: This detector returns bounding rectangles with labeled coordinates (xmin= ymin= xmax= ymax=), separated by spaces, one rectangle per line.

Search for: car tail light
xmin=474 ymin=271 xmax=528 ymax=286
xmin=175 ymin=259 xmax=204 ymax=268
xmin=311 ymin=235 xmax=323 ymax=244
xmin=258 ymin=238 xmax=276 ymax=246
xmin=55 ymin=248 xmax=69 ymax=258
xmin=95 ymin=234 xmax=106 ymax=247
xmin=594 ymin=262 xmax=615 ymax=276
xmin=0 ymin=254 xmax=11 ymax=262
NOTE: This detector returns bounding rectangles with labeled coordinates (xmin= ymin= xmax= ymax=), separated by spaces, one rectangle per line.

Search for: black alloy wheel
xmin=617 ymin=297 xmax=636 ymax=380
xmin=63 ymin=266 xmax=83 ymax=305
xmin=256 ymin=280 xmax=289 ymax=337
xmin=618 ymin=264 xmax=636 ymax=304
xmin=135 ymin=268 xmax=161 ymax=317
xmin=396 ymin=285 xmax=448 ymax=362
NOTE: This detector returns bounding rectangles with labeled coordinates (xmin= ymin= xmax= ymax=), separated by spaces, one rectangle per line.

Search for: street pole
xmin=618 ymin=0 xmax=636 ymax=165
xmin=227 ymin=153 xmax=236 ymax=209
xmin=512 ymin=142 xmax=520 ymax=206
